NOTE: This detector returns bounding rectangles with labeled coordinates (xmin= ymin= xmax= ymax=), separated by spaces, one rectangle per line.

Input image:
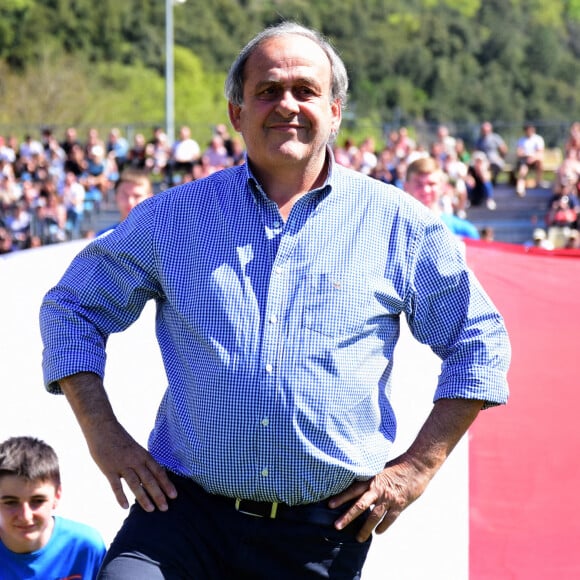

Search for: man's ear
xmin=330 ymin=99 xmax=342 ymax=134
xmin=228 ymin=102 xmax=242 ymax=132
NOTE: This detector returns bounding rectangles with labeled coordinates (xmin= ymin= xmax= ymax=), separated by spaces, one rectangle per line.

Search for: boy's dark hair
xmin=0 ymin=436 xmax=61 ymax=487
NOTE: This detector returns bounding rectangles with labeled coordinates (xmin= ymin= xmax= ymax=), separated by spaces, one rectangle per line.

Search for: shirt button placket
xmin=258 ymin=260 xmax=285 ymax=491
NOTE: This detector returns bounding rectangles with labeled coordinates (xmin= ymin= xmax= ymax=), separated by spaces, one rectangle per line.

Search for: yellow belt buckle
xmin=234 ymin=498 xmax=279 ymax=518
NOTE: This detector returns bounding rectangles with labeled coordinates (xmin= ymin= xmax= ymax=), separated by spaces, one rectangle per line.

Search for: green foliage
xmin=0 ymin=0 xmax=579 ymax=140
xmin=173 ymin=47 xmax=229 ymax=143
xmin=567 ymin=0 xmax=580 ymax=20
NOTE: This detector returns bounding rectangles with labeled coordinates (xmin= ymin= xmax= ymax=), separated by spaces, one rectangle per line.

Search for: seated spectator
xmin=429 ymin=140 xmax=447 ymax=169
xmin=202 ymin=134 xmax=230 ymax=171
xmin=434 ymin=124 xmax=457 ymax=164
xmin=229 ymin=136 xmax=246 ymax=166
xmin=59 ymin=171 xmax=86 ymax=240
xmin=84 ymin=128 xmax=104 ymax=160
xmin=148 ymin=127 xmax=171 ymax=179
xmin=0 ymin=135 xmax=16 ymax=164
xmin=84 ymin=143 xmax=119 ymax=214
xmin=33 ymin=183 xmax=67 ymax=245
xmin=18 ymin=135 xmax=43 ymax=164
xmin=465 ymin=152 xmax=496 ymax=210
xmin=455 ymin=137 xmax=471 ymax=164
xmin=405 ymin=156 xmax=480 ymax=240
xmin=564 ymin=121 xmax=580 ymax=157
xmin=60 ymin=127 xmax=81 ymax=159
xmin=332 ymin=137 xmax=357 ymax=168
xmin=358 ymin=136 xmax=378 ymax=175
xmin=370 ymin=147 xmax=396 ymax=184
xmin=127 ymin=133 xmax=148 ymax=169
xmin=4 ymin=201 xmax=32 ymax=250
xmin=63 ymin=143 xmax=87 ymax=178
xmin=393 ymin=126 xmax=416 ymax=161
xmin=213 ymin=123 xmax=235 ymax=158
xmin=528 ymin=228 xmax=554 ymax=250
xmin=0 ymin=224 xmax=12 ymax=253
xmin=442 ymin=149 xmax=469 ymax=217
xmin=554 ymin=147 xmax=580 ymax=196
xmin=474 ymin=121 xmax=508 ymax=185
xmin=0 ymin=168 xmax=18 ymax=207
xmin=19 ymin=178 xmax=40 ymax=210
xmin=191 ymin=155 xmax=216 ymax=181
xmin=171 ymin=125 xmax=201 ymax=179
xmin=564 ymin=229 xmax=580 ymax=249
xmin=545 ymin=194 xmax=578 ymax=249
xmin=0 ymin=436 xmax=106 ymax=579
xmin=390 ymin=159 xmax=407 ymax=190
xmin=515 ymin=124 xmax=545 ymax=196
xmin=44 ymin=135 xmax=66 ymax=185
xmin=480 ymin=226 xmax=495 ymax=241
xmin=546 ymin=185 xmax=579 ymax=214
xmin=106 ymin=128 xmax=129 ymax=172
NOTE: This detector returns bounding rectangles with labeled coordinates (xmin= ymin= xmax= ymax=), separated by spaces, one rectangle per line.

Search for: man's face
xmin=0 ymin=475 xmax=61 ymax=553
xmin=228 ymin=34 xmax=341 ymax=177
xmin=116 ymin=181 xmax=152 ymax=220
xmin=405 ymin=171 xmax=442 ymax=208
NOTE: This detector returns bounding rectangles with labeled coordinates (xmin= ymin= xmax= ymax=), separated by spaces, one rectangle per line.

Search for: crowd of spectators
xmin=0 ymin=124 xmax=244 ymax=253
xmin=331 ymin=121 xmax=580 ymax=248
xmin=1 ymin=121 xmax=579 ymax=254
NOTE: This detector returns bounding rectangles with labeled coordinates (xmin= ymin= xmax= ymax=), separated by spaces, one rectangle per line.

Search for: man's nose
xmin=276 ymin=90 xmax=300 ymax=115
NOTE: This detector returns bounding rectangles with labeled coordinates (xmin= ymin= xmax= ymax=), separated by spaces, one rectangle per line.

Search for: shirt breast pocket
xmin=303 ymin=273 xmax=371 ymax=337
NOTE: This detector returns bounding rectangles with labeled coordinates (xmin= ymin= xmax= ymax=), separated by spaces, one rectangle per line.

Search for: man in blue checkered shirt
xmin=40 ymin=22 xmax=510 ymax=579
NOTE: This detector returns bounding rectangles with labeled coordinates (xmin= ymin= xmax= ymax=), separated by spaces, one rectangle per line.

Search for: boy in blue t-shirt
xmin=0 ymin=436 xmax=106 ymax=579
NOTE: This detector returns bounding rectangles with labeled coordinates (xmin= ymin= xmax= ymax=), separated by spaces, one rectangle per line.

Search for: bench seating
xmin=500 ymin=147 xmax=563 ymax=185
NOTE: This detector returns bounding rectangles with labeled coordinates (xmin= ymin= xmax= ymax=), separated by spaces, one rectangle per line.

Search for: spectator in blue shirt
xmin=0 ymin=436 xmax=106 ymax=579
xmin=405 ymin=155 xmax=481 ymax=240
xmin=95 ymin=168 xmax=153 ymax=236
xmin=40 ymin=22 xmax=510 ymax=579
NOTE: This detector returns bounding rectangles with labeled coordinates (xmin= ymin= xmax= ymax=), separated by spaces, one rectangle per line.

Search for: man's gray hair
xmin=224 ymin=22 xmax=349 ymax=108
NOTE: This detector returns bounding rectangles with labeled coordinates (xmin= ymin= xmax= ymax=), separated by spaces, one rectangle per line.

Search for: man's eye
xmin=295 ymin=87 xmax=317 ymax=99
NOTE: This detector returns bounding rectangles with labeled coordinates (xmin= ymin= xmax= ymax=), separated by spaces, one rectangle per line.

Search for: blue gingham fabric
xmin=40 ymin=157 xmax=510 ymax=505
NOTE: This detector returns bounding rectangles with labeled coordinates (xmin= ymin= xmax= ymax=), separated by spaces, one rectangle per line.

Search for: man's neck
xmin=249 ymin=155 xmax=329 ymax=221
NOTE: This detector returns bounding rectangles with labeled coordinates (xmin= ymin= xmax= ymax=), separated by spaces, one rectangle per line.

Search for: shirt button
xmin=273 ymin=220 xmax=281 ymax=228
xmin=261 ymin=468 xmax=269 ymax=477
xmin=275 ymin=267 xmax=283 ymax=275
xmin=261 ymin=418 xmax=269 ymax=426
xmin=269 ymin=315 xmax=277 ymax=324
xmin=265 ymin=363 xmax=273 ymax=374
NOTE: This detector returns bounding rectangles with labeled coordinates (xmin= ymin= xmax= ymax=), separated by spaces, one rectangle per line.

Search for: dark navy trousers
xmin=98 ymin=473 xmax=372 ymax=579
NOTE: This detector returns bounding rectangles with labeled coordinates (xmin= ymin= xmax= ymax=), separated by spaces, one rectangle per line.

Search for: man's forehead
xmin=249 ymin=35 xmax=330 ymax=74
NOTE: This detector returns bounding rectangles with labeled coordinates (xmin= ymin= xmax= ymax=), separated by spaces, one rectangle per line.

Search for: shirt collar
xmin=244 ymin=146 xmax=335 ymax=203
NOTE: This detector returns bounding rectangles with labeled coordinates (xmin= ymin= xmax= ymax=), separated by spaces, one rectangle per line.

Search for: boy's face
xmin=0 ymin=475 xmax=61 ymax=553
xmin=405 ymin=171 xmax=442 ymax=209
xmin=115 ymin=181 xmax=152 ymax=221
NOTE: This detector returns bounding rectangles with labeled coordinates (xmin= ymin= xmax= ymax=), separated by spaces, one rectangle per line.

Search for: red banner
xmin=466 ymin=240 xmax=580 ymax=579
